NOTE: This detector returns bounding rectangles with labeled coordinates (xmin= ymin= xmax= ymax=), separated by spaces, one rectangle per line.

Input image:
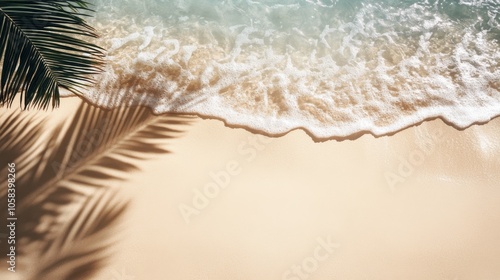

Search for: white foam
xmin=70 ymin=0 xmax=500 ymax=140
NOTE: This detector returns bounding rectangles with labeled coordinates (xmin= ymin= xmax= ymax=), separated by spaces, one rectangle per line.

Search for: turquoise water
xmin=81 ymin=0 xmax=500 ymax=139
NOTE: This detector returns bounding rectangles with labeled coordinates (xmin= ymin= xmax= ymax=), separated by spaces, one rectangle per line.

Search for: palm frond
xmin=0 ymin=0 xmax=104 ymax=109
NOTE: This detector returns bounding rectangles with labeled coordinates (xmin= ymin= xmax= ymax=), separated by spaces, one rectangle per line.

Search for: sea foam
xmin=75 ymin=0 xmax=500 ymax=139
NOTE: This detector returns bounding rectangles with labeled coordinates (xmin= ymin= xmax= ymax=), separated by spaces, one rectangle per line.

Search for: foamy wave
xmin=75 ymin=0 xmax=500 ymax=139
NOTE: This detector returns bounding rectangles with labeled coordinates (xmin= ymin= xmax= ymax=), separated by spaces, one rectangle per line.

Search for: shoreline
xmin=62 ymin=94 xmax=500 ymax=142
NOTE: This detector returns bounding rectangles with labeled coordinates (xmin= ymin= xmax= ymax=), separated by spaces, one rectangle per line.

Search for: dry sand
xmin=2 ymin=96 xmax=500 ymax=280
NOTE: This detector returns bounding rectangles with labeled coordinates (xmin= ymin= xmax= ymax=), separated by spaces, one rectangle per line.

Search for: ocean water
xmin=81 ymin=0 xmax=499 ymax=139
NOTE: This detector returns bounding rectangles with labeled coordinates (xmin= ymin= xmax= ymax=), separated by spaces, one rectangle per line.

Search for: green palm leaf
xmin=0 ymin=0 xmax=104 ymax=109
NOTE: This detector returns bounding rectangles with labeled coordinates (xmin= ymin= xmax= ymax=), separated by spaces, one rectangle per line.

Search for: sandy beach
xmin=105 ymin=103 xmax=500 ymax=280
xmin=2 ymin=96 xmax=499 ymax=279
xmin=1 ymin=1 xmax=499 ymax=279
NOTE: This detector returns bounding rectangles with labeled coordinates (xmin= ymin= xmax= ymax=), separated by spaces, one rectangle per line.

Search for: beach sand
xmin=2 ymin=96 xmax=500 ymax=279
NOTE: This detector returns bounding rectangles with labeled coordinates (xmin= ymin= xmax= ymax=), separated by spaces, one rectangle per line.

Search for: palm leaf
xmin=0 ymin=0 xmax=104 ymax=109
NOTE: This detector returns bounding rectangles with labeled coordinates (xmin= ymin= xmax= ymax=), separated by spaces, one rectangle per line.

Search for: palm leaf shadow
xmin=0 ymin=100 xmax=194 ymax=279
xmin=30 ymin=188 xmax=130 ymax=280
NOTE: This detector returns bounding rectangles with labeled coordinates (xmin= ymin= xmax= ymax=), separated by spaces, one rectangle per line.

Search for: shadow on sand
xmin=0 ymin=96 xmax=195 ymax=279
